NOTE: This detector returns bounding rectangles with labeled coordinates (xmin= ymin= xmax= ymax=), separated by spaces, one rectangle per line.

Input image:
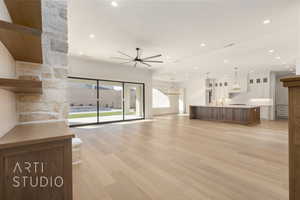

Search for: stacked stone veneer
xmin=16 ymin=0 xmax=68 ymax=124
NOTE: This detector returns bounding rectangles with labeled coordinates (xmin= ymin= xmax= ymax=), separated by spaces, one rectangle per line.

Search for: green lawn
xmin=68 ymin=111 xmax=135 ymax=119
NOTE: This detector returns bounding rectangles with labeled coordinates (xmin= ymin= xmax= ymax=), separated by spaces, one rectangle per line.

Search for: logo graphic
xmin=12 ymin=161 xmax=64 ymax=188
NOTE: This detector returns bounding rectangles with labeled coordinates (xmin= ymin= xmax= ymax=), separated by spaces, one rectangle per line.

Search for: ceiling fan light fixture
xmin=112 ymin=48 xmax=163 ymax=68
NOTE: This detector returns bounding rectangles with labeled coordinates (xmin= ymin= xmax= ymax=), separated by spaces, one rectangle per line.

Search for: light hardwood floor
xmin=72 ymin=115 xmax=289 ymax=200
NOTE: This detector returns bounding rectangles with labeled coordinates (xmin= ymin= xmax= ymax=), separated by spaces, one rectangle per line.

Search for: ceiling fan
xmin=111 ymin=48 xmax=163 ymax=68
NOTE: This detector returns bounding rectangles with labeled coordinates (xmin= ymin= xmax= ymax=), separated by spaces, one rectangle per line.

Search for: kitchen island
xmin=190 ymin=105 xmax=260 ymax=125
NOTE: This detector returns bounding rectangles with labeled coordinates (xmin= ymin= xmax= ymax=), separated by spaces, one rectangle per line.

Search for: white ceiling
xmin=69 ymin=0 xmax=299 ymax=82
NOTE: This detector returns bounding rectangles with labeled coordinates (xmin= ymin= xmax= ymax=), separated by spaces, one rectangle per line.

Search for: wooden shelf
xmin=0 ymin=20 xmax=43 ymax=63
xmin=0 ymin=122 xmax=74 ymax=149
xmin=0 ymin=78 xmax=42 ymax=94
xmin=4 ymin=0 xmax=42 ymax=30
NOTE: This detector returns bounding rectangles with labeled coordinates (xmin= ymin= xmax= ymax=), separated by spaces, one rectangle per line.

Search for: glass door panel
xmin=124 ymin=83 xmax=144 ymax=120
xmin=67 ymin=79 xmax=98 ymax=126
xmin=99 ymin=81 xmax=123 ymax=122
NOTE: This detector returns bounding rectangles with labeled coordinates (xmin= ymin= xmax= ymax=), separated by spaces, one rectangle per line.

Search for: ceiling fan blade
xmin=118 ymin=51 xmax=133 ymax=59
xmin=142 ymin=54 xmax=162 ymax=60
xmin=119 ymin=61 xmax=132 ymax=64
xmin=111 ymin=57 xmax=132 ymax=61
xmin=141 ymin=62 xmax=151 ymax=67
xmin=142 ymin=60 xmax=163 ymax=63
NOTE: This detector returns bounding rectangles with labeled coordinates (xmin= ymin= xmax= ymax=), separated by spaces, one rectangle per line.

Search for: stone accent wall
xmin=16 ymin=0 xmax=68 ymax=124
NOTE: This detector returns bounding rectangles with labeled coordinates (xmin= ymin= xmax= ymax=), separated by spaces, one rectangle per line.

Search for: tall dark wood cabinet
xmin=281 ymin=76 xmax=300 ymax=200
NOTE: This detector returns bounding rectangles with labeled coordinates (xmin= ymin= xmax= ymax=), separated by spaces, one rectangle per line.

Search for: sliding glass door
xmin=124 ymin=83 xmax=144 ymax=120
xmin=99 ymin=81 xmax=123 ymax=122
xmin=67 ymin=77 xmax=145 ymax=126
xmin=67 ymin=79 xmax=98 ymax=126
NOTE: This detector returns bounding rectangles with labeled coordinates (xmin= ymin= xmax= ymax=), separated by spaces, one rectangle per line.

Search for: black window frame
xmin=68 ymin=76 xmax=145 ymax=127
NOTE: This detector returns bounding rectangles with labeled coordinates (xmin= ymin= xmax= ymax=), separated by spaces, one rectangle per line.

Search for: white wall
xmin=275 ymin=75 xmax=289 ymax=105
xmin=68 ymin=56 xmax=153 ymax=118
xmin=152 ymin=80 xmax=180 ymax=116
xmin=0 ymin=1 xmax=17 ymax=137
xmin=182 ymin=78 xmax=206 ymax=114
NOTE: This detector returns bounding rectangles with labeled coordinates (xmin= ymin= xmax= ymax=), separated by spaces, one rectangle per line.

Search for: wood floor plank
xmin=72 ymin=116 xmax=288 ymax=200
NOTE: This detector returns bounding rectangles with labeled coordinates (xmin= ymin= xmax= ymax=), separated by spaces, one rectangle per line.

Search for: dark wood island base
xmin=190 ymin=105 xmax=260 ymax=125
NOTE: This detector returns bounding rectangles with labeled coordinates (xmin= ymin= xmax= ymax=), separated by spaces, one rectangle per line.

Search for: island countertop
xmin=190 ymin=105 xmax=260 ymax=125
xmin=190 ymin=105 xmax=260 ymax=109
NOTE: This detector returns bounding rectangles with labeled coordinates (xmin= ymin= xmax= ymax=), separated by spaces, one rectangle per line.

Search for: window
xmin=224 ymin=82 xmax=228 ymax=86
xmin=256 ymin=78 xmax=261 ymax=83
xmin=219 ymin=83 xmax=222 ymax=87
xmin=152 ymin=88 xmax=170 ymax=108
xmin=250 ymin=79 xmax=254 ymax=84
xmin=263 ymin=78 xmax=268 ymax=83
xmin=68 ymin=77 xmax=145 ymax=126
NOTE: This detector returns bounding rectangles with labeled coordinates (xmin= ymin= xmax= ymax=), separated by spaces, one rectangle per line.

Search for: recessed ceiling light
xmin=89 ymin=34 xmax=95 ymax=39
xmin=200 ymin=43 xmax=206 ymax=47
xmin=269 ymin=49 xmax=274 ymax=53
xmin=111 ymin=1 xmax=118 ymax=7
xmin=79 ymin=52 xmax=83 ymax=55
xmin=275 ymin=56 xmax=281 ymax=60
xmin=194 ymin=67 xmax=199 ymax=70
xmin=263 ymin=19 xmax=271 ymax=24
xmin=224 ymin=59 xmax=229 ymax=63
